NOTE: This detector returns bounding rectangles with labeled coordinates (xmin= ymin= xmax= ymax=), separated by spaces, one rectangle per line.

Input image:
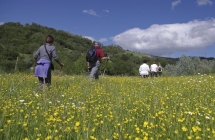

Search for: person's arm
xmin=51 ymin=47 xmax=64 ymax=67
xmin=34 ymin=59 xmax=37 ymax=67
xmin=101 ymin=56 xmax=110 ymax=60
xmin=87 ymin=62 xmax=90 ymax=69
xmin=56 ymin=60 xmax=64 ymax=67
xmin=139 ymin=66 xmax=142 ymax=73
xmin=147 ymin=66 xmax=150 ymax=72
xmin=97 ymin=48 xmax=110 ymax=60
xmin=33 ymin=48 xmax=40 ymax=66
xmin=51 ymin=48 xmax=59 ymax=61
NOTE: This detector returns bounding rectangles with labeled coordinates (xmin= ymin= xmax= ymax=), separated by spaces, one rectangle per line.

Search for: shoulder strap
xmin=44 ymin=44 xmax=52 ymax=61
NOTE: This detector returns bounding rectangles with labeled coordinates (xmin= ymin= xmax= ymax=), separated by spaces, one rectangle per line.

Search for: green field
xmin=0 ymin=73 xmax=215 ymax=140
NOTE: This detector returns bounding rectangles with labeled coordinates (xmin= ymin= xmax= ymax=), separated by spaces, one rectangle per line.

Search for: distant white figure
xmin=150 ymin=61 xmax=158 ymax=77
xmin=139 ymin=60 xmax=150 ymax=78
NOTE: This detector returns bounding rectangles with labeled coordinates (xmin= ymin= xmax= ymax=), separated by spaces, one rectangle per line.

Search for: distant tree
xmin=165 ymin=55 xmax=215 ymax=76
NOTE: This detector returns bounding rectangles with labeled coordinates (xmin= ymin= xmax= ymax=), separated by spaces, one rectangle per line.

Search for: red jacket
xmin=95 ymin=46 xmax=104 ymax=60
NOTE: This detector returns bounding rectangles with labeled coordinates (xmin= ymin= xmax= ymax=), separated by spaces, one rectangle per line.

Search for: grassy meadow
xmin=0 ymin=73 xmax=215 ymax=140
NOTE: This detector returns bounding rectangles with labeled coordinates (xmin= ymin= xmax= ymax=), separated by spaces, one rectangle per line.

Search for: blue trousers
xmin=89 ymin=60 xmax=100 ymax=81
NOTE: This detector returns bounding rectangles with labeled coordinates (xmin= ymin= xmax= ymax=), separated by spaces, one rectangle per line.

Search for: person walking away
xmin=157 ymin=63 xmax=163 ymax=76
xmin=150 ymin=61 xmax=158 ymax=77
xmin=139 ymin=60 xmax=150 ymax=78
xmin=86 ymin=42 xmax=109 ymax=81
xmin=34 ymin=35 xmax=64 ymax=91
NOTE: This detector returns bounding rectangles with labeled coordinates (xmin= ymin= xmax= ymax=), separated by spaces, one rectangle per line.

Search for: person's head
xmin=45 ymin=35 xmax=54 ymax=44
xmin=94 ymin=42 xmax=101 ymax=47
xmin=143 ymin=60 xmax=147 ymax=63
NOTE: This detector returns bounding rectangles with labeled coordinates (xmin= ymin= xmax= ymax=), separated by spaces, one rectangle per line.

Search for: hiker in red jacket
xmin=87 ymin=42 xmax=109 ymax=81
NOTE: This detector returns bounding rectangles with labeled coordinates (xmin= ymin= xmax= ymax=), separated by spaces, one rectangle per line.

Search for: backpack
xmin=86 ymin=48 xmax=97 ymax=62
xmin=158 ymin=66 xmax=162 ymax=71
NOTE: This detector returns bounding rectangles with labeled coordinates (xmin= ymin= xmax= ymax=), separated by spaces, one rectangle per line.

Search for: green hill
xmin=0 ymin=22 xmax=177 ymax=75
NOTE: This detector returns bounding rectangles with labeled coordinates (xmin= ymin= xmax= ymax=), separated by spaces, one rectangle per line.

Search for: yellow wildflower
xmin=75 ymin=121 xmax=80 ymax=127
xmin=23 ymin=123 xmax=27 ymax=127
xmin=143 ymin=121 xmax=148 ymax=127
xmin=174 ymin=130 xmax=179 ymax=134
xmin=45 ymin=136 xmax=52 ymax=140
xmin=64 ymin=127 xmax=71 ymax=132
xmin=182 ymin=126 xmax=188 ymax=132
xmin=90 ymin=136 xmax=97 ymax=140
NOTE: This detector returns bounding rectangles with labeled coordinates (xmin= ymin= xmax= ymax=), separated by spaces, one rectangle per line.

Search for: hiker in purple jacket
xmin=33 ymin=35 xmax=64 ymax=90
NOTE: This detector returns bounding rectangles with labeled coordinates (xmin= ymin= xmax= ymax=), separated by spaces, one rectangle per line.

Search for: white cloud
xmin=172 ymin=0 xmax=181 ymax=9
xmin=98 ymin=38 xmax=108 ymax=43
xmin=103 ymin=10 xmax=109 ymax=13
xmin=82 ymin=9 xmax=98 ymax=16
xmin=197 ymin=0 xmax=213 ymax=5
xmin=112 ymin=18 xmax=215 ymax=56
xmin=83 ymin=36 xmax=95 ymax=42
xmin=83 ymin=36 xmax=108 ymax=44
xmin=0 ymin=22 xmax=4 ymax=25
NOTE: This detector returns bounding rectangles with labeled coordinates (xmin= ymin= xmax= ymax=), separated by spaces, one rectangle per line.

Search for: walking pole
xmin=102 ymin=54 xmax=109 ymax=76
xmin=103 ymin=61 xmax=108 ymax=76
xmin=9 ymin=66 xmax=35 ymax=94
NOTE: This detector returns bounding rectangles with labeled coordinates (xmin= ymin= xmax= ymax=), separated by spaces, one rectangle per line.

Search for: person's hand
xmin=87 ymin=66 xmax=90 ymax=71
xmin=30 ymin=66 xmax=35 ymax=71
xmin=60 ymin=63 xmax=64 ymax=67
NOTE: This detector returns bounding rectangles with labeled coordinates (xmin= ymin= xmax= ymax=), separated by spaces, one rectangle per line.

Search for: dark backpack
xmin=86 ymin=48 xmax=97 ymax=62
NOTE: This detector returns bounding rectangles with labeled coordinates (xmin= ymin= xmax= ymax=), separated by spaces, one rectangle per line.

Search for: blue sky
xmin=0 ymin=0 xmax=215 ymax=58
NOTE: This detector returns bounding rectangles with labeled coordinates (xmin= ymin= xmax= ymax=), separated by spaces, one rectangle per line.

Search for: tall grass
xmin=0 ymin=73 xmax=215 ymax=140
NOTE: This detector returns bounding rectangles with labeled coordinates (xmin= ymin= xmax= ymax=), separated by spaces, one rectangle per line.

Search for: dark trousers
xmin=140 ymin=75 xmax=149 ymax=78
xmin=150 ymin=72 xmax=157 ymax=77
xmin=158 ymin=72 xmax=162 ymax=76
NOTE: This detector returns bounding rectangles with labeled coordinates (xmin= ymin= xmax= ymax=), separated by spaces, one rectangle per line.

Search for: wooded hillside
xmin=1 ymin=22 xmax=208 ymax=76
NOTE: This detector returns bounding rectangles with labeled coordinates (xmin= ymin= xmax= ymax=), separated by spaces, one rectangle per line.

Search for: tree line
xmin=0 ymin=22 xmax=214 ymax=76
